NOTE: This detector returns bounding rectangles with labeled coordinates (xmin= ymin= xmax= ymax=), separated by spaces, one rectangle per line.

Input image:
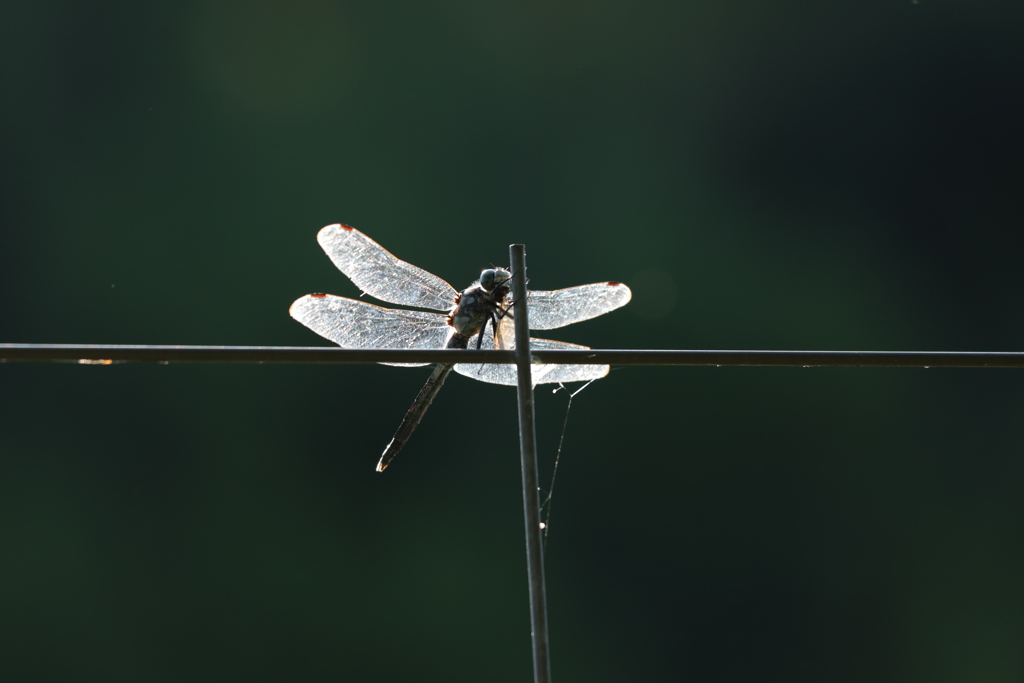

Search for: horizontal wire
xmin=2 ymin=344 xmax=1024 ymax=368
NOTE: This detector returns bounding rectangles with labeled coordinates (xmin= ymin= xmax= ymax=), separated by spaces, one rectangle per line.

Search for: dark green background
xmin=3 ymin=2 xmax=1023 ymax=681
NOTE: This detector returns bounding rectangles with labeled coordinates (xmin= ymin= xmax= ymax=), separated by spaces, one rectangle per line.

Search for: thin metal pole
xmin=510 ymin=244 xmax=551 ymax=683
xmin=4 ymin=344 xmax=1024 ymax=368
xmin=0 ymin=344 xmax=509 ymax=365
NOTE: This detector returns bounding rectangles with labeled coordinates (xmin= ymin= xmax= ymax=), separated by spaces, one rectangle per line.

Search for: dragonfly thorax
xmin=449 ymin=269 xmax=512 ymax=340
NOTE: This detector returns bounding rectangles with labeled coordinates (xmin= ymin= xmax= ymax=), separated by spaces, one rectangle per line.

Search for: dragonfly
xmin=290 ymin=224 xmax=631 ymax=472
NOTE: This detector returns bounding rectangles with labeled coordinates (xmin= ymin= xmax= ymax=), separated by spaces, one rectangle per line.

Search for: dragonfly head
xmin=479 ymin=268 xmax=511 ymax=293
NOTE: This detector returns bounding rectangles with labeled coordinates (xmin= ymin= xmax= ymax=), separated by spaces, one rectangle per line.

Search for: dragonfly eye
xmin=479 ymin=269 xmax=496 ymax=291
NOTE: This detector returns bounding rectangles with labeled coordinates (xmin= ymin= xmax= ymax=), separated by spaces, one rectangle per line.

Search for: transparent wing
xmin=454 ymin=334 xmax=609 ymax=386
xmin=290 ymin=294 xmax=454 ymax=367
xmin=317 ymin=224 xmax=459 ymax=311
xmin=525 ymin=282 xmax=632 ymax=330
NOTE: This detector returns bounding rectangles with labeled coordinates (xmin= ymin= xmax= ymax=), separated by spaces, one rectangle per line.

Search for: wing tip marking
xmin=609 ymin=282 xmax=632 ymax=304
xmin=317 ymin=223 xmax=355 ymax=242
xmin=289 ymin=293 xmax=331 ymax=318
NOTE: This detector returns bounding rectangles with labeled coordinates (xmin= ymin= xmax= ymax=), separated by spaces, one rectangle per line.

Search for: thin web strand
xmin=540 ymin=379 xmax=597 ymax=545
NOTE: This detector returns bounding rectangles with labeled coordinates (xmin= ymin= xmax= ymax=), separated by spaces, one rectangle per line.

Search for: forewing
xmin=454 ymin=335 xmax=609 ymax=386
xmin=290 ymin=294 xmax=454 ymax=367
xmin=317 ymin=224 xmax=459 ymax=311
xmin=526 ymin=282 xmax=632 ymax=330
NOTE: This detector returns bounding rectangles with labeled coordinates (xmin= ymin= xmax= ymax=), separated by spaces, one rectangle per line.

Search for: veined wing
xmin=526 ymin=282 xmax=632 ymax=330
xmin=290 ymin=294 xmax=454 ymax=367
xmin=454 ymin=336 xmax=609 ymax=386
xmin=317 ymin=224 xmax=459 ymax=312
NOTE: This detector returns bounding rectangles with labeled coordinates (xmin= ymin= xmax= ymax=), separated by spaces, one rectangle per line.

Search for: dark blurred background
xmin=2 ymin=1 xmax=1024 ymax=681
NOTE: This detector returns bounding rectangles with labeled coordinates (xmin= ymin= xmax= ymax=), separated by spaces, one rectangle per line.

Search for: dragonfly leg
xmin=475 ymin=317 xmax=490 ymax=349
xmin=495 ymin=300 xmax=515 ymax=325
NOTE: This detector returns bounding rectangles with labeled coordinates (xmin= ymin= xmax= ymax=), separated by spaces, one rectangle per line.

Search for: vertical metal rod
xmin=510 ymin=244 xmax=551 ymax=683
